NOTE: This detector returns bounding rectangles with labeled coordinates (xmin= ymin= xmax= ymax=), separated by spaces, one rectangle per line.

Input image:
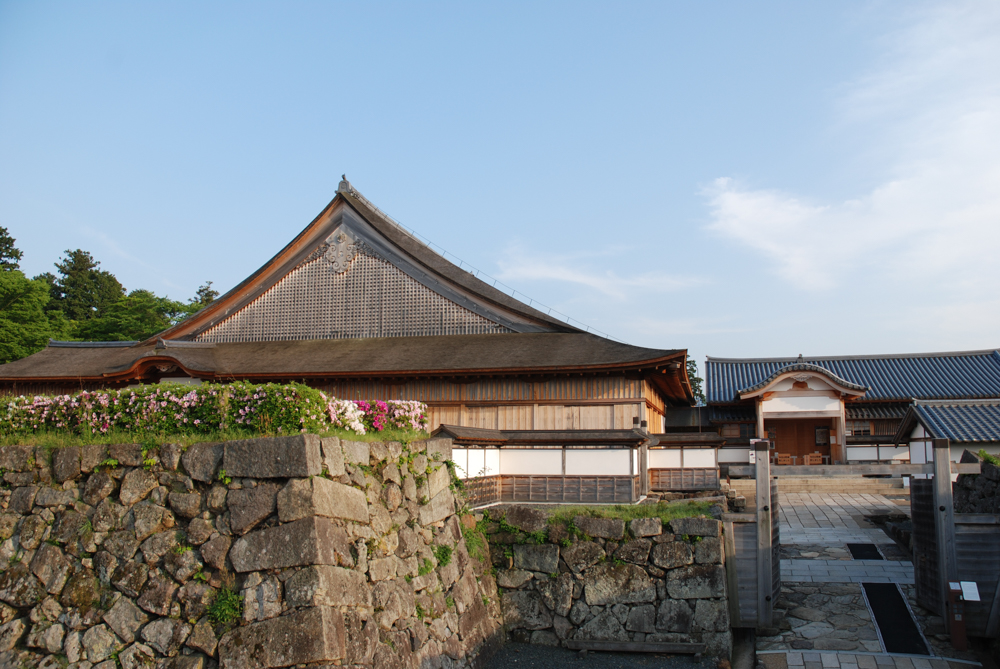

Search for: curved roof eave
xmin=738 ymin=362 xmax=868 ymax=398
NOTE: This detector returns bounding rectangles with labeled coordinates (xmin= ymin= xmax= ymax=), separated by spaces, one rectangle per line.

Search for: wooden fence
xmin=912 ymin=477 xmax=1000 ymax=638
xmin=649 ymin=467 xmax=720 ymax=491
xmin=500 ymin=475 xmax=640 ymax=503
xmin=462 ymin=475 xmax=502 ymax=508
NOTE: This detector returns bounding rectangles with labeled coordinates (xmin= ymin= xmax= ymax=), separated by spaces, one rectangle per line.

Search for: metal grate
xmin=197 ymin=247 xmax=512 ymax=342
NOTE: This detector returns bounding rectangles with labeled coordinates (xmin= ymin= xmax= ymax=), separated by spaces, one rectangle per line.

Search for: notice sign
xmin=961 ymin=581 xmax=981 ymax=602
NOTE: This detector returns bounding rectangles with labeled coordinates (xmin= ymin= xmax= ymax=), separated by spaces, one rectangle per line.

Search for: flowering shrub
xmin=0 ymin=382 xmax=428 ymax=437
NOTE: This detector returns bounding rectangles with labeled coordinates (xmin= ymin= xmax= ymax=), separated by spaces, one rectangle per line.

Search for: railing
xmin=649 ymin=468 xmax=720 ymax=491
xmin=500 ymin=475 xmax=640 ymax=503
xmin=461 ymin=475 xmax=502 ymax=508
xmin=727 ymin=462 xmax=980 ymax=477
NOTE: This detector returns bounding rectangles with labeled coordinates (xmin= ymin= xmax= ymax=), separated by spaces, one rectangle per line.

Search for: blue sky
xmin=2 ymin=1 xmax=998 ymax=372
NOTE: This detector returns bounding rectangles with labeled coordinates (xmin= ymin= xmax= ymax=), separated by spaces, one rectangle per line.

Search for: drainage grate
xmin=847 ymin=543 xmax=884 ymax=560
xmin=862 ymin=582 xmax=930 ymax=655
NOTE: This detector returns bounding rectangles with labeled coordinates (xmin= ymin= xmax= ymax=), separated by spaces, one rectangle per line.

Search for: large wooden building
xmin=0 ymin=178 xmax=695 ymax=431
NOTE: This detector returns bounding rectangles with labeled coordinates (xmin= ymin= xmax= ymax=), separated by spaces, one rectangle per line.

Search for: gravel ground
xmin=484 ymin=643 xmax=721 ymax=669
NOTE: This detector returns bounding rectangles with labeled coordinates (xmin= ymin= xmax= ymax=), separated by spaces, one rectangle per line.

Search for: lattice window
xmin=197 ymin=247 xmax=512 ymax=342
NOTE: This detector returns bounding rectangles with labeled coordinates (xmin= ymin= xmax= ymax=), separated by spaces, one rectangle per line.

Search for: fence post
xmin=932 ymin=438 xmax=958 ymax=632
xmin=755 ymin=439 xmax=773 ymax=626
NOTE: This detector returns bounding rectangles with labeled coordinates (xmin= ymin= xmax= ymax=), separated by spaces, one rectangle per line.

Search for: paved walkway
xmin=760 ymin=491 xmax=980 ymax=668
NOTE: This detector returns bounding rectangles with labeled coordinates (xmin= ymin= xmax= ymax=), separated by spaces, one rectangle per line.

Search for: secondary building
xmin=705 ymin=349 xmax=1000 ymax=465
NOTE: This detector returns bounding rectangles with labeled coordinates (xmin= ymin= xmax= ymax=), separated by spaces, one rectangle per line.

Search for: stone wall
xmin=953 ymin=449 xmax=1000 ymax=514
xmin=484 ymin=506 xmax=731 ymax=659
xmin=0 ymin=434 xmax=502 ymax=668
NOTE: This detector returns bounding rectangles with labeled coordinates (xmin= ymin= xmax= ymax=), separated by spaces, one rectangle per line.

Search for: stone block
xmin=9 ymin=486 xmax=38 ymax=514
xmin=656 ymin=599 xmax=693 ymax=632
xmin=168 ymin=492 xmax=202 ymax=519
xmin=119 ymin=469 xmax=158 ymax=506
xmin=30 ymin=543 xmax=71 ymax=595
xmin=223 ymin=435 xmax=322 ymax=478
xmin=501 ymin=506 xmax=548 ymax=534
xmin=423 ymin=438 xmax=452 ymax=463
xmin=227 ymin=482 xmax=281 ymax=534
xmin=0 ymin=446 xmax=34 ymax=471
xmin=199 ymin=535 xmax=232 ymax=570
xmin=284 ymin=566 xmax=372 ymax=608
xmin=372 ymin=580 xmax=415 ymax=630
xmin=583 ymin=563 xmax=656 ymax=606
xmin=0 ymin=618 xmax=26 ymax=652
xmin=277 ymin=477 xmax=369 ymax=524
xmin=665 ymin=565 xmax=726 ymax=599
xmin=80 ymin=444 xmax=109 ymax=473
xmin=694 ymin=599 xmax=729 ymax=632
xmin=629 ymin=517 xmax=663 ymax=537
xmin=340 ymin=440 xmax=369 ymax=465
xmin=103 ymin=598 xmax=149 ymax=644
xmin=186 ymin=618 xmax=217 ymax=656
xmin=627 ymin=604 xmax=657 ymax=633
xmin=651 ymin=541 xmax=694 ymax=569
xmin=137 ymin=574 xmax=178 ymax=616
xmin=0 ymin=563 xmax=44 ymax=608
xmin=160 ymin=443 xmax=183 ymax=471
xmin=513 ymin=544 xmax=559 ymax=573
xmin=695 ymin=536 xmax=723 ymax=565
xmin=669 ymin=517 xmax=721 ymax=537
xmin=242 ymin=574 xmax=282 ymax=623
xmin=119 ymin=642 xmax=158 ymax=669
xmin=501 ymin=591 xmax=552 ymax=631
xmin=561 ymin=541 xmax=606 ymax=573
xmin=537 ymin=573 xmax=574 ymax=617
xmin=577 ymin=609 xmax=629 ymax=641
xmin=181 ymin=442 xmax=223 ymax=483
xmin=614 ymin=539 xmax=652 ymax=564
xmin=496 ymin=569 xmax=533 ymax=589
xmin=111 ymin=562 xmax=149 ymax=598
xmin=52 ymin=447 xmax=81 ymax=483
xmin=35 ymin=487 xmax=76 ymax=507
xmin=419 ymin=489 xmax=455 ymax=526
xmin=0 ymin=513 xmax=16 ymax=542
xmin=109 ymin=444 xmax=143 ymax=467
xmin=427 ymin=464 xmax=450 ymax=499
xmin=82 ymin=471 xmax=116 ymax=506
xmin=320 ymin=438 xmax=345 ymax=477
xmin=574 ymin=516 xmax=625 ymax=540
xmin=229 ymin=517 xmax=353 ymax=572
xmin=81 ymin=624 xmax=119 ymax=663
xmin=142 ymin=618 xmax=192 ymax=656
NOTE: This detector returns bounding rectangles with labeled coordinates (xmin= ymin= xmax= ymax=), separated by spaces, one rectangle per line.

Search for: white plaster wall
xmin=450 ymin=448 xmax=500 ymax=477
xmin=762 ymin=395 xmax=841 ymax=414
xmin=846 ymin=446 xmax=910 ymax=463
xmin=718 ymin=448 xmax=751 ymax=464
xmin=499 ymin=449 xmax=562 ymax=475
xmin=649 ymin=450 xmax=682 ymax=468
xmin=565 ymin=449 xmax=630 ymax=476
xmin=683 ymin=449 xmax=717 ymax=468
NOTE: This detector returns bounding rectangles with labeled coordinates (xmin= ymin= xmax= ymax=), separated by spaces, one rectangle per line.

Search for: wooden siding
xmin=428 ymin=403 xmax=644 ymax=432
xmin=649 ymin=468 xmax=720 ymax=491
xmin=500 ymin=475 xmax=640 ymax=503
xmin=318 ymin=376 xmax=646 ymax=404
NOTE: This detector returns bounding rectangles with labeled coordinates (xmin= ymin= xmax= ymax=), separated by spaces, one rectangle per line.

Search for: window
xmin=721 ymin=423 xmax=756 ymax=439
xmin=846 ymin=420 xmax=872 ymax=436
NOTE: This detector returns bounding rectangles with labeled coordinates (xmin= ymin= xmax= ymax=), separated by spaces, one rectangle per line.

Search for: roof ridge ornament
xmin=323 ymin=228 xmax=358 ymax=274
xmin=338 ymin=174 xmax=353 ymax=195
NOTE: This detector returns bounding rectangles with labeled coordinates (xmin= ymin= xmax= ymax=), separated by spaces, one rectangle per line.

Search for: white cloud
xmin=705 ymin=1 xmax=1000 ymax=301
xmin=495 ymin=244 xmax=705 ymax=299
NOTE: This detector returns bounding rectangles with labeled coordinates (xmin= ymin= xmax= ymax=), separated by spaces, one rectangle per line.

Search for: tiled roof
xmin=846 ymin=403 xmax=910 ymax=421
xmin=895 ymin=400 xmax=1000 ymax=444
xmin=706 ymin=350 xmax=1000 ymax=404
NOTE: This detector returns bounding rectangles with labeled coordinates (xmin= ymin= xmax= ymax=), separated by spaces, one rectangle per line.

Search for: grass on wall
xmin=545 ymin=500 xmax=713 ymax=527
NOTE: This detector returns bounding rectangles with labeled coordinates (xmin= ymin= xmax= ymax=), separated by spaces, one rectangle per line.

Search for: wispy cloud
xmin=495 ymin=244 xmax=705 ymax=299
xmin=705 ymin=2 xmax=1000 ymax=300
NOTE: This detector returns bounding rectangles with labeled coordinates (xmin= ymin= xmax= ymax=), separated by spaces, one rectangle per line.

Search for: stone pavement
xmin=758 ymin=491 xmax=981 ymax=668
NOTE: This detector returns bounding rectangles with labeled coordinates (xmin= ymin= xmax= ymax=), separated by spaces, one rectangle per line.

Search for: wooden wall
xmin=429 ymin=402 xmax=644 ymax=432
xmin=764 ymin=417 xmax=834 ymax=459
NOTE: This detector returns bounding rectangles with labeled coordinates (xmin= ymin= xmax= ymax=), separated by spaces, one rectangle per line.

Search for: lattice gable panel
xmin=195 ymin=226 xmax=513 ymax=342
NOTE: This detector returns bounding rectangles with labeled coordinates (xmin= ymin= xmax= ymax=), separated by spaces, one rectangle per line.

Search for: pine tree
xmin=46 ymin=249 xmax=125 ymax=321
xmin=0 ymin=227 xmax=23 ymax=271
xmin=687 ymin=359 xmax=706 ymax=406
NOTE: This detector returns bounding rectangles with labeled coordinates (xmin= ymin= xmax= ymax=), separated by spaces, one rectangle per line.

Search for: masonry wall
xmin=953 ymin=449 xmax=1000 ymax=513
xmin=0 ymin=434 xmax=502 ymax=668
xmin=484 ymin=506 xmax=732 ymax=659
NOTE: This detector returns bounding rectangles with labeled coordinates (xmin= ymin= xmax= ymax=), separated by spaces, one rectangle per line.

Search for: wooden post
xmin=755 ymin=439 xmax=774 ymax=626
xmin=723 ymin=519 xmax=742 ymax=627
xmin=932 ymin=438 xmax=958 ymax=632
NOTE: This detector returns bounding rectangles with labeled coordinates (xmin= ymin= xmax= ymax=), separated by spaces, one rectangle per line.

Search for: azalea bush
xmin=0 ymin=382 xmax=427 ymax=437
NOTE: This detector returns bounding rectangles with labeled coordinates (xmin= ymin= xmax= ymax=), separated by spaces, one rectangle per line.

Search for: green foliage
xmin=0 ymin=270 xmax=69 ymax=364
xmin=687 ymin=359 xmax=706 ymax=406
xmin=74 ymin=289 xmax=188 ymax=342
xmin=98 ymin=458 xmax=120 ymax=471
xmin=0 ymin=227 xmax=23 ymax=271
xmin=217 ymin=469 xmax=232 ymax=485
xmin=433 ymin=544 xmax=453 ymax=567
xmin=418 ymin=558 xmax=434 ymax=576
xmin=444 ymin=460 xmax=465 ymax=491
xmin=45 ymin=249 xmax=125 ymax=323
xmin=464 ymin=530 xmax=487 ymax=562
xmin=445 ymin=596 xmax=455 ymax=609
xmin=979 ymin=450 xmax=1000 ymax=467
xmin=415 ymin=603 xmax=427 ymax=620
xmin=207 ymin=585 xmax=243 ymax=625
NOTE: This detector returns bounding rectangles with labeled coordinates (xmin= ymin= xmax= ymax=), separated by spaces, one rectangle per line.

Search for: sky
xmin=2 ymin=1 xmax=998 ymax=374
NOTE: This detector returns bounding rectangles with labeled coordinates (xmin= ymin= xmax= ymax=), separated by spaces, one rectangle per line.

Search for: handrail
xmin=726 ymin=462 xmax=981 ymax=477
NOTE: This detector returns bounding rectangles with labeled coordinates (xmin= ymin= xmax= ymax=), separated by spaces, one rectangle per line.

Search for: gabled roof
xmin=894 ymin=400 xmax=1000 ymax=444
xmin=736 ymin=361 xmax=868 ymax=398
xmin=706 ymin=349 xmax=1000 ymax=404
xmin=149 ymin=179 xmax=577 ymax=344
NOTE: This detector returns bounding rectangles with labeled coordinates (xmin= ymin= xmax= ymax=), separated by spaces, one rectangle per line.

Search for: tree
xmin=188 ymin=281 xmax=218 ymax=311
xmin=0 ymin=271 xmax=58 ymax=363
xmin=45 ymin=249 xmax=125 ymax=321
xmin=687 ymin=359 xmax=706 ymax=406
xmin=0 ymin=228 xmax=23 ymax=271
xmin=74 ymin=289 xmax=189 ymax=342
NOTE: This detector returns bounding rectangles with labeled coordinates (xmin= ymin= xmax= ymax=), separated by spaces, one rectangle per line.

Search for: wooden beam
xmin=932 ymin=438 xmax=958 ymax=634
xmin=755 ymin=439 xmax=774 ymax=627
xmin=565 ymin=640 xmax=706 ymax=654
xmin=723 ymin=519 xmax=742 ymax=627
